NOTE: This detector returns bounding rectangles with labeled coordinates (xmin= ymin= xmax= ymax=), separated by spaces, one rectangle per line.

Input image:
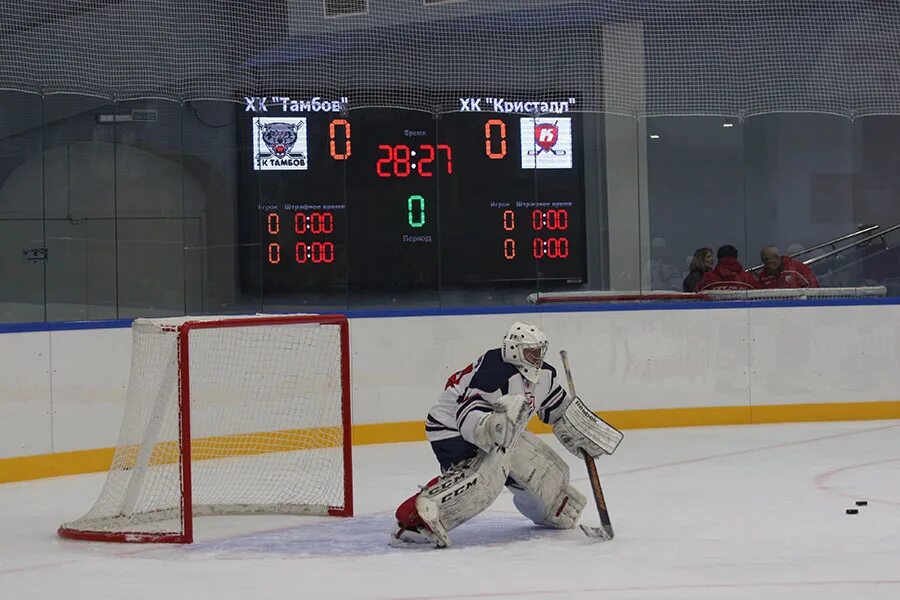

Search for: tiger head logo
xmin=261 ymin=122 xmax=301 ymax=158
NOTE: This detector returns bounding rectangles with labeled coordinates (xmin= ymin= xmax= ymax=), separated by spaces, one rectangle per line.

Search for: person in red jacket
xmin=757 ymin=245 xmax=819 ymax=289
xmin=695 ymin=245 xmax=758 ymax=291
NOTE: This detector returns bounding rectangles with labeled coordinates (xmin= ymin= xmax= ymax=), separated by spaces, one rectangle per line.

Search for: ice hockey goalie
xmin=391 ymin=321 xmax=622 ymax=548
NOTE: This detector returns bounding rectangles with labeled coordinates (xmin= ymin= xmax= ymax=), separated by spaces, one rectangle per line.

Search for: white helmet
xmin=501 ymin=321 xmax=549 ymax=383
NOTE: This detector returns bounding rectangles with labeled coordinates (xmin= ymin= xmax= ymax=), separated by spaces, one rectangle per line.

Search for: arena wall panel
xmin=1 ymin=303 xmax=899 ymax=482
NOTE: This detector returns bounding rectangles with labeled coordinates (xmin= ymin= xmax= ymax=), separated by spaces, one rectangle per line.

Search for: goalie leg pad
xmin=553 ymin=397 xmax=624 ymax=459
xmin=510 ymin=483 xmax=586 ymax=530
xmin=414 ymin=450 xmax=508 ymax=548
xmin=507 ymin=431 xmax=586 ymax=529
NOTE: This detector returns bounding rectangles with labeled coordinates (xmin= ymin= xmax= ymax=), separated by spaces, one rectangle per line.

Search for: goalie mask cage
xmin=58 ymin=314 xmax=352 ymax=544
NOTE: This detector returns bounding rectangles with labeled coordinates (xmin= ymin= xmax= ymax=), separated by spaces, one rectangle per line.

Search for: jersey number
xmin=445 ymin=362 xmax=475 ymax=390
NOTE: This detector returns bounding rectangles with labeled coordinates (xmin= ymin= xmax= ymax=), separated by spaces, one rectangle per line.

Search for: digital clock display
xmin=238 ymin=97 xmax=586 ymax=295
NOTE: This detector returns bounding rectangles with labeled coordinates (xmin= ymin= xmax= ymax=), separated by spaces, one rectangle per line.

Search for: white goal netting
xmin=59 ymin=314 xmax=351 ymax=543
xmin=2 ymin=1 xmax=900 ymax=116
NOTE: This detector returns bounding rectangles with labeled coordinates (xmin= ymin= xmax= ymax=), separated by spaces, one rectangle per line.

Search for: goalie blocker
xmin=553 ymin=397 xmax=623 ymax=459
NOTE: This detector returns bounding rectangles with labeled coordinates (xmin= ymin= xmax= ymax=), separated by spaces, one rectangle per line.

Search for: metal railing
xmin=794 ymin=225 xmax=880 ymax=258
xmin=805 ymin=222 xmax=900 ymax=266
xmin=746 ymin=224 xmax=880 ymax=272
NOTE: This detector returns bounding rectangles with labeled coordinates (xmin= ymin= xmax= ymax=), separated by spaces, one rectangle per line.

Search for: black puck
xmin=846 ymin=508 xmax=859 ymax=514
xmin=856 ymin=501 xmax=868 ymax=506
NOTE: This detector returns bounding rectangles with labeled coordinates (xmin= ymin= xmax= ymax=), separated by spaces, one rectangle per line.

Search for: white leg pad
xmin=507 ymin=431 xmax=586 ymax=529
xmin=414 ymin=450 xmax=508 ymax=548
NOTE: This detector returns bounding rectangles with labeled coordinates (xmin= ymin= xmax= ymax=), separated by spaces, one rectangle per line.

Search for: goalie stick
xmin=559 ymin=350 xmax=615 ymax=541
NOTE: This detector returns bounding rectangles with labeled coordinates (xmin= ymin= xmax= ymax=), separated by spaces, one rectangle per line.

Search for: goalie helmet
xmin=501 ymin=322 xmax=549 ymax=383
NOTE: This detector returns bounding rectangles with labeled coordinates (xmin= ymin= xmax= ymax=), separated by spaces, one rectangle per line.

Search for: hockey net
xmin=527 ymin=287 xmax=888 ymax=305
xmin=58 ymin=314 xmax=352 ymax=544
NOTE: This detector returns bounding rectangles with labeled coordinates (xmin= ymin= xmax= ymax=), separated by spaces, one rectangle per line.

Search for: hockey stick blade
xmin=580 ymin=523 xmax=614 ymax=540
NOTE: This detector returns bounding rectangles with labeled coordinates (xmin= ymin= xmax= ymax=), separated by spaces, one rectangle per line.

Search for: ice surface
xmin=1 ymin=421 xmax=899 ymax=600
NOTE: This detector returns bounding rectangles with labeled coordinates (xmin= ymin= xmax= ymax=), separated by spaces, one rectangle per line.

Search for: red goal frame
xmin=58 ymin=314 xmax=353 ymax=543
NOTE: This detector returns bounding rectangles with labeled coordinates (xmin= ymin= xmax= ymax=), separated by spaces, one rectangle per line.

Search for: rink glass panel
xmin=5 ymin=97 xmax=900 ymax=324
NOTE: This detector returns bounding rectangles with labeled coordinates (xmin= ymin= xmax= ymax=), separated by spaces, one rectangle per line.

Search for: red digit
xmin=376 ymin=144 xmax=393 ymax=177
xmin=294 ymin=212 xmax=306 ymax=234
xmin=547 ymin=210 xmax=558 ymax=230
xmin=323 ymin=241 xmax=335 ymax=263
xmin=559 ymin=209 xmax=568 ymax=230
xmin=532 ymin=209 xmax=543 ymax=231
xmin=323 ymin=211 xmax=334 ymax=234
xmin=485 ymin=119 xmax=507 ymax=159
xmin=532 ymin=238 xmax=544 ymax=259
xmin=267 ymin=212 xmax=280 ymax=235
xmin=418 ymin=144 xmax=435 ymax=177
xmin=295 ymin=242 xmax=308 ymax=264
xmin=502 ymin=210 xmax=515 ymax=231
xmin=329 ymin=119 xmax=351 ymax=160
xmin=547 ymin=237 xmax=558 ymax=259
xmin=503 ymin=238 xmax=516 ymax=260
xmin=559 ymin=237 xmax=569 ymax=258
xmin=268 ymin=242 xmax=281 ymax=264
xmin=438 ymin=144 xmax=452 ymax=174
xmin=310 ymin=212 xmax=322 ymax=234
xmin=394 ymin=144 xmax=411 ymax=177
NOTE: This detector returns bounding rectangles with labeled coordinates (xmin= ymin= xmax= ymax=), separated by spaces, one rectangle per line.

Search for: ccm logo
xmin=439 ymin=478 xmax=479 ymax=503
xmin=427 ymin=471 xmax=468 ymax=496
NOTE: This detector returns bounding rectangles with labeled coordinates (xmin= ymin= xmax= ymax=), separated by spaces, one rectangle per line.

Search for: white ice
xmin=1 ymin=420 xmax=899 ymax=600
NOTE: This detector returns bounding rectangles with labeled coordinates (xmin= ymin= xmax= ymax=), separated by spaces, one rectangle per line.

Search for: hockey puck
xmin=855 ymin=501 xmax=868 ymax=506
xmin=846 ymin=508 xmax=859 ymax=515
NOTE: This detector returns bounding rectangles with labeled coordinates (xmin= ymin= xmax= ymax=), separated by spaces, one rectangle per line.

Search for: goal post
xmin=58 ymin=314 xmax=352 ymax=544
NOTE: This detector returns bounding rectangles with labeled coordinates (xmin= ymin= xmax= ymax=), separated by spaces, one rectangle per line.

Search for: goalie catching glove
xmin=553 ymin=397 xmax=623 ymax=458
xmin=472 ymin=393 xmax=531 ymax=452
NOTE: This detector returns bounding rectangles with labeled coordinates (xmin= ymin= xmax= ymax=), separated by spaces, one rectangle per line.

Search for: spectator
xmin=696 ymin=245 xmax=758 ymax=291
xmin=683 ymin=247 xmax=714 ymax=292
xmin=649 ymin=237 xmax=682 ymax=290
xmin=756 ymin=245 xmax=819 ymax=289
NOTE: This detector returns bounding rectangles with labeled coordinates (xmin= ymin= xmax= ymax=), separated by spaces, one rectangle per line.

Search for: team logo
xmin=252 ymin=117 xmax=308 ymax=171
xmin=520 ymin=117 xmax=573 ymax=169
xmin=532 ymin=122 xmax=564 ymax=156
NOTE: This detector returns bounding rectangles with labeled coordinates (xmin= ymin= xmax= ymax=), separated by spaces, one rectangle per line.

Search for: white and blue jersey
xmin=425 ymin=348 xmax=570 ymax=446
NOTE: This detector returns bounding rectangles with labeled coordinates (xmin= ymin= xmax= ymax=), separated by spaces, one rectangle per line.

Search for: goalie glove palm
xmin=474 ymin=394 xmax=530 ymax=452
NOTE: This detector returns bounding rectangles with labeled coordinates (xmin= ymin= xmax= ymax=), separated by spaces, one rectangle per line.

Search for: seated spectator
xmin=683 ymin=247 xmax=713 ymax=292
xmin=650 ymin=237 xmax=682 ymax=290
xmin=757 ymin=245 xmax=819 ymax=289
xmin=696 ymin=245 xmax=758 ymax=291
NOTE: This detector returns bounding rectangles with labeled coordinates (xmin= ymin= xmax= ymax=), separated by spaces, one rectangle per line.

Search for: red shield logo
xmin=534 ymin=122 xmax=559 ymax=153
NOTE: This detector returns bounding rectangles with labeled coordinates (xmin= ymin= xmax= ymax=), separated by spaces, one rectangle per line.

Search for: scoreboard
xmin=238 ymin=96 xmax=586 ymax=293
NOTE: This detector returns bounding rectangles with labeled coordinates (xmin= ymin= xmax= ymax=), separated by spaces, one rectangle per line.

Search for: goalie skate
xmin=389 ymin=523 xmax=440 ymax=549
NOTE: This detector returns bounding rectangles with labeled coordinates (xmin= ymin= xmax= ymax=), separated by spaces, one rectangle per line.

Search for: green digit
xmin=408 ymin=195 xmax=425 ymax=228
